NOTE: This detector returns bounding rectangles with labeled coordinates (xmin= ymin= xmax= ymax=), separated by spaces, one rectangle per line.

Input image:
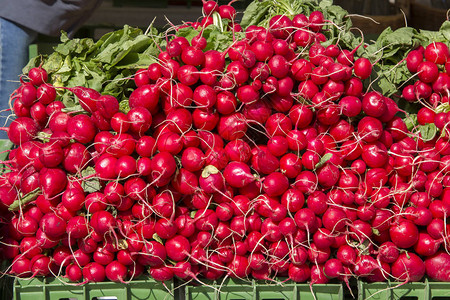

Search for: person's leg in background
xmin=0 ymin=17 xmax=37 ymax=138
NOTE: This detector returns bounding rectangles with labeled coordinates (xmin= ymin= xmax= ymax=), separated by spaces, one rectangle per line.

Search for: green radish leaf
xmin=0 ymin=139 xmax=14 ymax=175
xmin=24 ymin=25 xmax=161 ymax=105
xmin=418 ymin=29 xmax=446 ymax=44
xmin=0 ymin=139 xmax=13 ymax=163
xmin=9 ymin=188 xmax=41 ymax=212
xmin=319 ymin=0 xmax=332 ymax=9
xmin=240 ymin=0 xmax=271 ymax=28
xmin=404 ymin=114 xmax=418 ymax=132
xmin=81 ymin=166 xmax=101 ymax=193
xmin=176 ymin=27 xmax=202 ymax=43
xmin=436 ymin=102 xmax=450 ymax=113
xmin=119 ymin=100 xmax=130 ymax=114
xmin=440 ymin=21 xmax=450 ymax=41
xmin=315 ymin=153 xmax=333 ymax=170
xmin=419 ymin=123 xmax=437 ymax=142
xmin=41 ymin=53 xmax=64 ymax=74
xmin=61 ymin=104 xmax=84 ymax=113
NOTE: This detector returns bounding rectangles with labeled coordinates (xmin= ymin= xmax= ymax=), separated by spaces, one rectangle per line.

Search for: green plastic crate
xmin=185 ymin=278 xmax=344 ymax=300
xmin=358 ymin=279 xmax=450 ymax=300
xmin=13 ymin=277 xmax=176 ymax=300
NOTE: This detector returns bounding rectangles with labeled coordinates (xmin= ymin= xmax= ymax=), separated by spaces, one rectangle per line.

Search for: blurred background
xmin=23 ymin=0 xmax=450 ymax=64
xmin=73 ymin=0 xmax=450 ymax=39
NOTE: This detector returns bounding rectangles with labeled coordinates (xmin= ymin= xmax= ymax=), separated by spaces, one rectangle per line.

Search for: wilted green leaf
xmin=315 ymin=153 xmax=333 ymax=170
xmin=240 ymin=0 xmax=271 ymax=28
xmin=119 ymin=99 xmax=130 ymax=113
xmin=81 ymin=167 xmax=101 ymax=193
xmin=419 ymin=123 xmax=437 ymax=142
xmin=440 ymin=21 xmax=450 ymax=41
xmin=9 ymin=188 xmax=41 ymax=212
xmin=404 ymin=114 xmax=417 ymax=132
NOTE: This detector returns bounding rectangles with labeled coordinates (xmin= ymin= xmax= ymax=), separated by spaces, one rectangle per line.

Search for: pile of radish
xmin=2 ymin=0 xmax=450 ymax=288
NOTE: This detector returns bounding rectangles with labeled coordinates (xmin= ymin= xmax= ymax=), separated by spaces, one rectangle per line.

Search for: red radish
xmin=151 ymin=151 xmax=177 ymax=184
xmin=138 ymin=241 xmax=167 ymax=267
xmin=82 ymin=262 xmax=106 ymax=283
xmin=237 ymin=85 xmax=259 ymax=104
xmin=280 ymin=153 xmax=302 ymax=178
xmin=90 ymin=211 xmax=116 ymax=236
xmin=136 ymin=136 xmax=156 ymax=157
xmin=192 ymin=108 xmax=219 ymax=131
xmin=105 ymin=261 xmax=127 ymax=283
xmin=28 ymin=67 xmax=48 ymax=86
xmin=417 ymin=61 xmax=439 ymax=83
xmin=324 ymin=259 xmax=344 ymax=279
xmin=66 ymin=216 xmax=88 ymax=239
xmin=37 ymin=84 xmax=56 ymax=105
xmin=4 ymin=117 xmax=39 ymax=145
xmin=172 ymin=168 xmax=198 ymax=195
xmin=66 ymin=264 xmax=83 ymax=282
xmin=223 ymin=161 xmax=255 ymax=188
xmin=84 ymin=192 xmax=107 ymax=213
xmin=30 ymin=254 xmax=53 ymax=276
xmin=362 ymin=91 xmax=386 ymax=117
xmin=134 ymin=68 xmax=150 ymax=87
xmin=340 ymin=96 xmax=362 ymax=117
xmin=181 ymin=46 xmax=204 ymax=67
xmin=391 ymin=253 xmax=425 ymax=282
xmin=354 ymin=57 xmax=373 ymax=79
xmin=39 ymin=168 xmax=67 ymax=199
xmin=20 ymin=84 xmax=37 ymax=106
xmin=67 ymin=114 xmax=96 ymax=144
xmin=389 ymin=219 xmax=419 ymax=249
xmin=127 ymin=107 xmax=152 ymax=136
xmin=192 ymin=35 xmax=207 ymax=50
xmin=193 ymin=85 xmax=216 ymax=108
xmin=414 ymin=232 xmax=441 ymax=257
xmin=424 ymin=42 xmax=449 ymax=65
xmin=149 ymin=266 xmax=174 ymax=282
xmin=242 ymin=99 xmax=271 ymax=124
xmin=317 ymin=163 xmax=339 ymax=188
xmin=181 ymin=147 xmax=205 ymax=172
xmin=322 ymin=207 xmax=347 ymax=232
xmin=407 ymin=50 xmax=423 ymax=73
xmin=67 ymin=86 xmax=100 ymax=113
xmin=215 ymin=91 xmax=237 ymax=115
xmin=165 ymin=235 xmax=190 ymax=261
xmin=425 ymin=251 xmax=450 ymax=281
xmin=39 ymin=142 xmax=64 ymax=168
xmin=40 ymin=213 xmax=66 ymax=239
xmin=217 ymin=113 xmax=248 ymax=141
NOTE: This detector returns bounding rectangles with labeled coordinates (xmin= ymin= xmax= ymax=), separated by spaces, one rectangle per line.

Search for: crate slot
xmin=14 ymin=278 xmax=174 ymax=300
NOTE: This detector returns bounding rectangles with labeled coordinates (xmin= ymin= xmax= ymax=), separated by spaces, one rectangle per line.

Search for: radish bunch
xmin=402 ymin=42 xmax=450 ymax=107
xmin=2 ymin=0 xmax=450 ymax=287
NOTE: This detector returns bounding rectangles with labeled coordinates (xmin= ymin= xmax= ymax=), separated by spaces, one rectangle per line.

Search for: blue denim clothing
xmin=0 ymin=1 xmax=103 ymax=37
xmin=0 ymin=1 xmax=102 ymax=139
xmin=0 ymin=18 xmax=37 ymax=138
